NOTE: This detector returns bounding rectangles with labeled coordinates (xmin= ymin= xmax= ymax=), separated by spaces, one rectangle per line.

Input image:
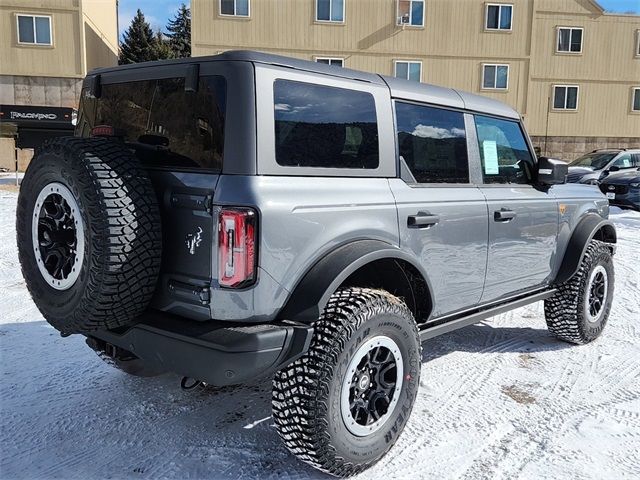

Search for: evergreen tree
xmin=166 ymin=4 xmax=191 ymax=58
xmin=154 ymin=31 xmax=173 ymax=60
xmin=119 ymin=10 xmax=158 ymax=64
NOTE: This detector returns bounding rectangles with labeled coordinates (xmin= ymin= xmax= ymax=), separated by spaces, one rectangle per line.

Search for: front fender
xmin=554 ymin=214 xmax=616 ymax=285
xmin=277 ymin=239 xmax=433 ymax=324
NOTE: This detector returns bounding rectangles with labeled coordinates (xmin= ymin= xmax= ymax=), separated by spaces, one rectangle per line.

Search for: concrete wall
xmin=530 ymin=136 xmax=640 ymax=161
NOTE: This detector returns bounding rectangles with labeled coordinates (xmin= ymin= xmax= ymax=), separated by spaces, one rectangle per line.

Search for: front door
xmin=473 ymin=114 xmax=558 ymax=303
xmin=390 ymin=102 xmax=488 ymax=318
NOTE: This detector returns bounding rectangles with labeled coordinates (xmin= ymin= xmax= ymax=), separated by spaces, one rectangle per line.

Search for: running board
xmin=419 ymin=289 xmax=557 ymax=341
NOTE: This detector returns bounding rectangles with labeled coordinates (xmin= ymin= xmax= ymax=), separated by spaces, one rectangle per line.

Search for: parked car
xmin=599 ymin=167 xmax=640 ymax=211
xmin=566 ymin=149 xmax=640 ymax=184
xmin=16 ymin=51 xmax=617 ymax=477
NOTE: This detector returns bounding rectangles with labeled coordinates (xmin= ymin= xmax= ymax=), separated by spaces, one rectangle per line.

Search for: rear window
xmin=77 ymin=76 xmax=226 ymax=170
xmin=274 ymin=79 xmax=379 ymax=169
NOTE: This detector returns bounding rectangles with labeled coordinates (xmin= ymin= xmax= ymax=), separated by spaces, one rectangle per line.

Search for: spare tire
xmin=17 ymin=137 xmax=162 ymax=334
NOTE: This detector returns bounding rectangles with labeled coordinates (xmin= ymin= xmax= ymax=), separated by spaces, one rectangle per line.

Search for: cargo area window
xmin=482 ymin=64 xmax=509 ymax=89
xmin=316 ymin=0 xmax=344 ymax=22
xmin=553 ymin=85 xmax=579 ymax=110
xmin=220 ymin=0 xmax=249 ymax=17
xmin=475 ymin=115 xmax=533 ymax=184
xmin=557 ymin=27 xmax=583 ymax=53
xmin=395 ymin=102 xmax=469 ymax=183
xmin=17 ymin=14 xmax=52 ymax=45
xmin=397 ymin=0 xmax=425 ymax=27
xmin=274 ymin=79 xmax=379 ymax=169
xmin=395 ymin=61 xmax=422 ymax=82
xmin=77 ymin=76 xmax=226 ymax=170
xmin=485 ymin=4 xmax=512 ymax=30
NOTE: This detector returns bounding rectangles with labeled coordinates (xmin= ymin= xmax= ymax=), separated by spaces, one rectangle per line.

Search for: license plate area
xmin=606 ymin=192 xmax=616 ymax=199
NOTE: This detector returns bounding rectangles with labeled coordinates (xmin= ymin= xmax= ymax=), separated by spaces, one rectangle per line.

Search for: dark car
xmin=567 ymin=149 xmax=640 ymax=184
xmin=599 ymin=167 xmax=640 ymax=211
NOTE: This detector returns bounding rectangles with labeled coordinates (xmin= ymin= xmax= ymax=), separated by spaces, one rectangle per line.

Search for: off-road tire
xmin=17 ymin=137 xmax=162 ymax=334
xmin=272 ymin=288 xmax=421 ymax=477
xmin=544 ymin=240 xmax=614 ymax=344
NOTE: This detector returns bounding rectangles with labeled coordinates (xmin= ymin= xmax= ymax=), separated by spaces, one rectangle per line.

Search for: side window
xmin=220 ymin=0 xmax=250 ymax=17
xmin=395 ymin=102 xmax=469 ymax=183
xmin=274 ymin=79 xmax=379 ymax=169
xmin=612 ymin=154 xmax=633 ymax=169
xmin=475 ymin=115 xmax=534 ymax=184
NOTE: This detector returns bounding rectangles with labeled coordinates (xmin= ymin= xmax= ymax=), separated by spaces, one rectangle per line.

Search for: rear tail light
xmin=90 ymin=125 xmax=115 ymax=137
xmin=218 ymin=208 xmax=257 ymax=288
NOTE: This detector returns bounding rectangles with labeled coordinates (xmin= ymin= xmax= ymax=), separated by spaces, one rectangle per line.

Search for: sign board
xmin=0 ymin=105 xmax=75 ymax=128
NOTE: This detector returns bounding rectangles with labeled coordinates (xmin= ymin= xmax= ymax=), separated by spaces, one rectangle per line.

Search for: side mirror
xmin=609 ymin=165 xmax=620 ymax=172
xmin=537 ymin=157 xmax=568 ymax=185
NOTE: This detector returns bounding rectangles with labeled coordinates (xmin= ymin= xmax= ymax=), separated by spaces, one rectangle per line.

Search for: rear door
xmin=473 ymin=115 xmax=558 ymax=302
xmin=78 ymin=66 xmax=229 ymax=318
xmin=389 ymin=102 xmax=488 ymax=318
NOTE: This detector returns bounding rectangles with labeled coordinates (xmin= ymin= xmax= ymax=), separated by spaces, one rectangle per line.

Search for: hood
xmin=566 ymin=166 xmax=597 ymax=183
xmin=601 ymin=169 xmax=640 ymax=185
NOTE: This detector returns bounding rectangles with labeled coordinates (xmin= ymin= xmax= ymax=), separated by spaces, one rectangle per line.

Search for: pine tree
xmin=154 ymin=31 xmax=173 ymax=60
xmin=119 ymin=10 xmax=159 ymax=64
xmin=166 ymin=3 xmax=191 ymax=59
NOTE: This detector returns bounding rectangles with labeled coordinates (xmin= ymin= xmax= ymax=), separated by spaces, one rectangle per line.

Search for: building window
xmin=315 ymin=57 xmax=344 ymax=67
xmin=397 ymin=0 xmax=424 ymax=27
xmin=636 ymin=30 xmax=640 ymax=56
xmin=485 ymin=4 xmax=512 ymax=30
xmin=395 ymin=61 xmax=421 ymax=82
xmin=16 ymin=14 xmax=52 ymax=45
xmin=553 ymin=85 xmax=579 ymax=110
xmin=482 ymin=64 xmax=509 ymax=89
xmin=316 ymin=0 xmax=344 ymax=22
xmin=557 ymin=27 xmax=583 ymax=53
xmin=632 ymin=88 xmax=640 ymax=112
xmin=220 ymin=0 xmax=249 ymax=17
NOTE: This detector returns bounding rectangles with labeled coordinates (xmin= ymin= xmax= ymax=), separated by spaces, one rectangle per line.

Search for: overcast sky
xmin=118 ymin=0 xmax=640 ymax=39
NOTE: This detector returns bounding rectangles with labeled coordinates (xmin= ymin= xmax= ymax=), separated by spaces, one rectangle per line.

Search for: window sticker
xmin=483 ymin=140 xmax=499 ymax=174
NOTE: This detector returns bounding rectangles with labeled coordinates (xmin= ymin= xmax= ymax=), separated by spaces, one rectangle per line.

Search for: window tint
xmin=274 ymin=80 xmax=378 ymax=169
xmin=475 ymin=115 xmax=533 ymax=184
xmin=396 ymin=102 xmax=469 ymax=183
xmin=79 ymin=76 xmax=226 ymax=170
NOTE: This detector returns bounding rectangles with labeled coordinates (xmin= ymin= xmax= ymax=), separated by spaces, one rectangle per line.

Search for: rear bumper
xmin=88 ymin=310 xmax=313 ymax=386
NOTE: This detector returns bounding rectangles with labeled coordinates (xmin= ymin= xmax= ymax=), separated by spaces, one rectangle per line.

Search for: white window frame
xmin=482 ymin=63 xmax=509 ymax=90
xmin=636 ymin=29 xmax=640 ymax=57
xmin=553 ymin=85 xmax=579 ymax=111
xmin=16 ymin=14 xmax=52 ymax=46
xmin=394 ymin=60 xmax=422 ymax=82
xmin=219 ymin=0 xmax=250 ymax=17
xmin=314 ymin=56 xmax=344 ymax=67
xmin=485 ymin=3 xmax=513 ymax=31
xmin=315 ymin=0 xmax=345 ymax=23
xmin=632 ymin=87 xmax=640 ymax=112
xmin=556 ymin=26 xmax=583 ymax=53
xmin=396 ymin=0 xmax=425 ymax=27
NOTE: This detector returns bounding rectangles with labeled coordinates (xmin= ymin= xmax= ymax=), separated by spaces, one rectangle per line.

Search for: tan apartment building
xmin=0 ymin=0 xmax=118 ymax=170
xmin=192 ymin=0 xmax=640 ymax=159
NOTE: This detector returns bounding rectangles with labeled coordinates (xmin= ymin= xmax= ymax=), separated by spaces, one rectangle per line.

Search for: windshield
xmin=569 ymin=153 xmax=616 ymax=170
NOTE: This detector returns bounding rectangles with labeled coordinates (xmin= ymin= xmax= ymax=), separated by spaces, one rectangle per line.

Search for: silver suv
xmin=567 ymin=148 xmax=640 ymax=184
xmin=16 ymin=51 xmax=617 ymax=477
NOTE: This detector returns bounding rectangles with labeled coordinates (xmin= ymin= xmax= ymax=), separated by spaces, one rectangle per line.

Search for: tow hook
xmin=180 ymin=377 xmax=206 ymax=390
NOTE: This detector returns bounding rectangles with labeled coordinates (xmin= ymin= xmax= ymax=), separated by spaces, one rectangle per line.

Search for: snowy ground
xmin=1 ymin=189 xmax=639 ymax=480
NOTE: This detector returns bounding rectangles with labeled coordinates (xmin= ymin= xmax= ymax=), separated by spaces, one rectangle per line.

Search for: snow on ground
xmin=1 ymin=190 xmax=639 ymax=480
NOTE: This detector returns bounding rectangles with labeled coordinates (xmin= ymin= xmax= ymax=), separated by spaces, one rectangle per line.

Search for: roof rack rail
xmin=590 ymin=148 xmax=626 ymax=153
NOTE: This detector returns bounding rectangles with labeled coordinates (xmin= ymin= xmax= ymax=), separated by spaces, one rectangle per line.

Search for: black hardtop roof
xmin=89 ymin=50 xmax=520 ymax=120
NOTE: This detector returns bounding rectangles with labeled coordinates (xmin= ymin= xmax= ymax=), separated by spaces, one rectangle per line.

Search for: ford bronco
xmin=17 ymin=51 xmax=616 ymax=477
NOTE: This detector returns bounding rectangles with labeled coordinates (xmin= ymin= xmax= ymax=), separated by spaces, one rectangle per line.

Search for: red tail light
xmin=90 ymin=125 xmax=115 ymax=137
xmin=218 ymin=208 xmax=257 ymax=288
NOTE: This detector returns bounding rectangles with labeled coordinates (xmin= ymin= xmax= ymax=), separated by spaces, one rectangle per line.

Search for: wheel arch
xmin=554 ymin=214 xmax=616 ymax=285
xmin=277 ymin=240 xmax=434 ymax=324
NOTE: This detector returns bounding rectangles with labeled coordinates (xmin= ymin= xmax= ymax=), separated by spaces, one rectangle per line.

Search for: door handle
xmin=494 ymin=209 xmax=517 ymax=222
xmin=408 ymin=213 xmax=440 ymax=228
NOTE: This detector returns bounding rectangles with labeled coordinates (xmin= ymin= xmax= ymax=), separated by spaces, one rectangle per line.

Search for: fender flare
xmin=554 ymin=214 xmax=616 ymax=285
xmin=278 ymin=239 xmax=434 ymax=324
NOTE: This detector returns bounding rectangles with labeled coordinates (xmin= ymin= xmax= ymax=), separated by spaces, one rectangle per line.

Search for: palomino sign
xmin=0 ymin=105 xmax=75 ymax=127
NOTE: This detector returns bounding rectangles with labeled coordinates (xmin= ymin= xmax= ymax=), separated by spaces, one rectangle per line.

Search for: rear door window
xmin=475 ymin=115 xmax=534 ymax=184
xmin=78 ymin=76 xmax=226 ymax=170
xmin=395 ymin=102 xmax=469 ymax=183
xmin=274 ymin=79 xmax=379 ymax=169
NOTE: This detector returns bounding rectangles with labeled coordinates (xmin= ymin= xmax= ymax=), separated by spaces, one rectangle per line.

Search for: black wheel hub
xmin=37 ymin=193 xmax=78 ymax=280
xmin=348 ymin=346 xmax=398 ymax=427
xmin=588 ymin=270 xmax=606 ymax=318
